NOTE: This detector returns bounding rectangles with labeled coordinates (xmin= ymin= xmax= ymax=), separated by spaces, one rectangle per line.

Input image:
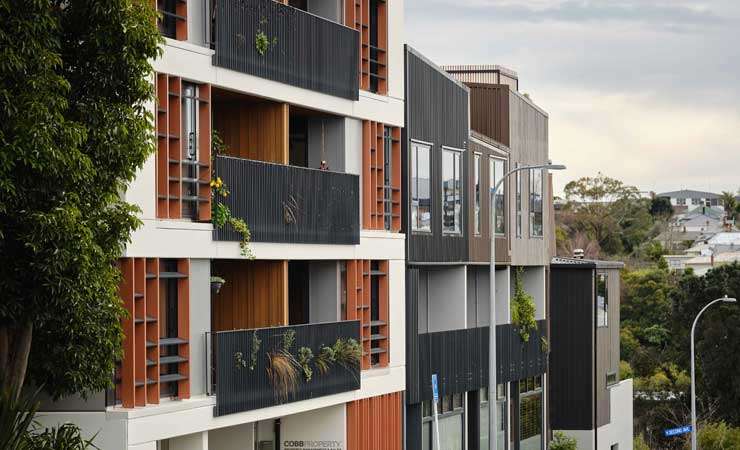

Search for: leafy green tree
xmin=549 ymin=431 xmax=577 ymax=450
xmin=698 ymin=422 xmax=740 ymax=450
xmin=669 ymin=264 xmax=740 ymax=424
xmin=650 ymin=196 xmax=674 ymax=219
xmin=0 ymin=0 xmax=161 ymax=400
xmin=721 ymin=191 xmax=737 ymax=219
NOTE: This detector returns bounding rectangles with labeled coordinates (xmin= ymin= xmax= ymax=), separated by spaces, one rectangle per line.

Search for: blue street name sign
xmin=431 ymin=374 xmax=439 ymax=403
xmin=664 ymin=425 xmax=692 ymax=437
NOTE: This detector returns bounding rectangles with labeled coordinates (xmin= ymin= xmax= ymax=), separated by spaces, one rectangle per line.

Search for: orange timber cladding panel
xmin=344 ymin=0 xmax=388 ymax=94
xmin=118 ymin=258 xmax=190 ymax=408
xmin=345 ymin=260 xmax=389 ymax=370
xmin=155 ymin=73 xmax=211 ymax=221
xmin=362 ymin=121 xmax=401 ymax=231
xmin=153 ymin=0 xmax=187 ymax=41
xmin=346 ymin=392 xmax=403 ymax=450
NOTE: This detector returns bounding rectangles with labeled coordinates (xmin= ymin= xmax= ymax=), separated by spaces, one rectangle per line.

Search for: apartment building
xmin=37 ymin=1 xmax=407 ymax=449
xmin=402 ymin=54 xmax=553 ymax=450
xmin=550 ymin=258 xmax=633 ymax=450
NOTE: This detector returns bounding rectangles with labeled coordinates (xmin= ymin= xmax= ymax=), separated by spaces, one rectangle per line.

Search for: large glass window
xmin=519 ymin=376 xmax=543 ymax=450
xmin=474 ymin=154 xmax=481 ymax=235
xmin=480 ymin=386 xmax=508 ymax=450
xmin=490 ymin=157 xmax=506 ymax=235
xmin=516 ymin=165 xmax=522 ymax=238
xmin=411 ymin=142 xmax=431 ymax=232
xmin=442 ymin=148 xmax=463 ymax=235
xmin=597 ymin=272 xmax=609 ymax=327
xmin=529 ymin=169 xmax=543 ymax=237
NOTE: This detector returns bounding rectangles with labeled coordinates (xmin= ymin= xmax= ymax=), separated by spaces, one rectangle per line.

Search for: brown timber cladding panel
xmin=155 ymin=74 xmax=211 ymax=221
xmin=117 ymin=258 xmax=190 ymax=408
xmin=211 ymin=260 xmax=289 ymax=331
xmin=466 ymin=83 xmax=510 ymax=147
xmin=345 ymin=0 xmax=388 ymax=94
xmin=213 ymin=101 xmax=289 ymax=164
xmin=346 ymin=392 xmax=403 ymax=450
xmin=155 ymin=0 xmax=187 ymax=41
xmin=346 ymin=260 xmax=390 ymax=369
xmin=362 ymin=121 xmax=401 ymax=231
xmin=467 ymin=139 xmax=511 ymax=263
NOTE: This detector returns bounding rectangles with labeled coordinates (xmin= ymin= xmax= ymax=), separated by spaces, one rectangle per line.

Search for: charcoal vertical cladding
xmin=213 ymin=156 xmax=360 ymax=244
xmin=213 ymin=0 xmax=359 ymax=100
xmin=212 ymin=321 xmax=361 ymax=416
xmin=403 ymin=46 xmax=470 ymax=263
xmin=550 ymin=259 xmax=623 ymax=431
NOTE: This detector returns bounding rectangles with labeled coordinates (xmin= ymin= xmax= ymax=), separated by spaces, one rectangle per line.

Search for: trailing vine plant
xmin=255 ymin=17 xmax=278 ymax=56
xmin=250 ymin=331 xmax=261 ymax=371
xmin=511 ymin=267 xmax=537 ymax=342
xmin=211 ymin=131 xmax=254 ymax=258
xmin=297 ymin=347 xmax=314 ymax=382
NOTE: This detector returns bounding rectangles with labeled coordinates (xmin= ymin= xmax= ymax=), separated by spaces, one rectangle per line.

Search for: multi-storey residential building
xmin=656 ymin=190 xmax=724 ymax=214
xmin=37 ymin=1 xmax=407 ymax=449
xmin=402 ymin=54 xmax=553 ymax=450
xmin=550 ymin=257 xmax=633 ymax=450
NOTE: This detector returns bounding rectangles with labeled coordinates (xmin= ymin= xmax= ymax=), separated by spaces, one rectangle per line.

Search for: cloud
xmin=404 ymin=0 xmax=740 ymax=195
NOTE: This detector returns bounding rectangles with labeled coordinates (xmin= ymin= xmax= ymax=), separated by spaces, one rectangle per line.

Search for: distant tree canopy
xmin=650 ymin=196 xmax=674 ymax=219
xmin=557 ymin=173 xmax=656 ymax=257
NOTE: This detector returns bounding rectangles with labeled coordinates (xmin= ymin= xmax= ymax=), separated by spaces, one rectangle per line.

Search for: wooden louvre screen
xmin=117 ymin=257 xmax=190 ymax=408
xmin=345 ymin=260 xmax=390 ymax=370
xmin=362 ymin=121 xmax=401 ymax=231
xmin=155 ymin=0 xmax=187 ymax=41
xmin=346 ymin=392 xmax=403 ymax=450
xmin=155 ymin=73 xmax=211 ymax=221
xmin=344 ymin=0 xmax=387 ymax=94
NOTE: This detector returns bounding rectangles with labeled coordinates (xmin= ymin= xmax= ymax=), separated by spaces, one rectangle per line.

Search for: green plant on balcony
xmin=332 ymin=338 xmax=362 ymax=371
xmin=511 ymin=267 xmax=537 ymax=343
xmin=297 ymin=347 xmax=314 ymax=382
xmin=315 ymin=345 xmax=336 ymax=375
xmin=250 ymin=331 xmax=261 ymax=371
xmin=255 ymin=17 xmax=278 ymax=56
xmin=211 ymin=131 xmax=254 ymax=258
xmin=282 ymin=329 xmax=296 ymax=352
xmin=233 ymin=351 xmax=247 ymax=370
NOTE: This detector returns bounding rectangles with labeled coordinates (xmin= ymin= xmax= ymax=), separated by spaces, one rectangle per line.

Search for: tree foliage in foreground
xmin=0 ymin=0 xmax=161 ymax=400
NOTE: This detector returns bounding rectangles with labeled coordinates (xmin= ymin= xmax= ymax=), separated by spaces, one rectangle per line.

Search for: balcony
xmin=408 ymin=321 xmax=548 ymax=404
xmin=212 ymin=0 xmax=360 ymax=100
xmin=213 ymin=155 xmax=360 ymax=245
xmin=209 ymin=320 xmax=361 ymax=416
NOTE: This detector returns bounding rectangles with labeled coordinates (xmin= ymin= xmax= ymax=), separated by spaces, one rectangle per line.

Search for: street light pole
xmin=690 ymin=295 xmax=737 ymax=450
xmin=488 ymin=162 xmax=565 ymax=450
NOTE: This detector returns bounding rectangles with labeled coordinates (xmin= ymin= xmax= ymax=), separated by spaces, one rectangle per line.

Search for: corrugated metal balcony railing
xmin=208 ymin=320 xmax=362 ymax=416
xmin=213 ymin=155 xmax=360 ymax=245
xmin=411 ymin=321 xmax=548 ymax=403
xmin=212 ymin=0 xmax=360 ymax=100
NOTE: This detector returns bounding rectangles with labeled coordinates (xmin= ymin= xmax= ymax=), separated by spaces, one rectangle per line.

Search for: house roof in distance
xmin=551 ymin=257 xmax=624 ymax=269
xmin=657 ymin=189 xmax=721 ymax=199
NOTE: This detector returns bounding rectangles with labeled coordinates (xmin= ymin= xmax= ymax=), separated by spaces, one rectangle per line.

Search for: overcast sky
xmin=404 ymin=0 xmax=740 ymax=196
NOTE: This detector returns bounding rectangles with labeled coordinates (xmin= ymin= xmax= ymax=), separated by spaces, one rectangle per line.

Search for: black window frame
xmin=441 ymin=147 xmax=464 ymax=236
xmin=529 ymin=168 xmax=543 ymax=238
xmin=410 ymin=141 xmax=432 ymax=234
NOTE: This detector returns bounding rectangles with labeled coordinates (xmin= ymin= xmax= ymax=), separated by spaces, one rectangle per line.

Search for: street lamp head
xmin=544 ymin=164 xmax=566 ymax=171
xmin=721 ymin=296 xmax=737 ymax=303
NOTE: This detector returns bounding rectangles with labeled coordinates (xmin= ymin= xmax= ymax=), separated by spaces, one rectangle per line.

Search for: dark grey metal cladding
xmin=213 ymin=156 xmax=360 ymax=245
xmin=409 ymin=321 xmax=547 ymax=404
xmin=212 ymin=320 xmax=361 ymax=416
xmin=549 ymin=266 xmax=595 ymax=429
xmin=404 ymin=45 xmax=470 ymax=263
xmin=213 ymin=0 xmax=359 ymax=100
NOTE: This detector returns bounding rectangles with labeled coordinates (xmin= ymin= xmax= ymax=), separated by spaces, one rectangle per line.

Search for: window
xmin=383 ymin=127 xmax=393 ymax=230
xmin=181 ymin=83 xmax=200 ymax=219
xmin=516 ymin=165 xmax=522 ymax=238
xmin=421 ymin=394 xmax=465 ymax=450
xmin=519 ymin=376 xmax=543 ymax=450
xmin=676 ymin=198 xmax=686 ymax=206
xmin=442 ymin=148 xmax=463 ymax=235
xmin=692 ymin=197 xmax=701 ymax=206
xmin=474 ymin=154 xmax=482 ymax=235
xmin=411 ymin=142 xmax=431 ymax=232
xmin=490 ymin=157 xmax=506 ymax=235
xmin=596 ymin=272 xmax=608 ymax=327
xmin=480 ymin=386 xmax=508 ymax=450
xmin=529 ymin=169 xmax=543 ymax=237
